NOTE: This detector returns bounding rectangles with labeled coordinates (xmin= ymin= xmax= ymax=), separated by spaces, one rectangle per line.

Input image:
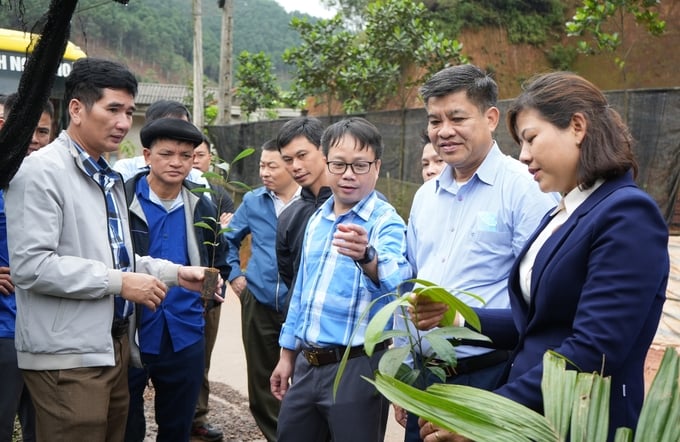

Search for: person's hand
xmin=178 ymin=266 xmax=225 ymax=303
xmin=121 ymin=273 xmax=167 ymax=311
xmin=0 ymin=266 xmax=14 ymax=295
xmin=270 ymin=348 xmax=296 ymax=400
xmin=393 ymin=404 xmax=407 ymax=428
xmin=332 ymin=223 xmax=370 ymax=261
xmin=220 ymin=212 xmax=233 ymax=230
xmin=408 ymin=292 xmax=451 ymax=331
xmin=419 ymin=418 xmax=472 ymax=442
xmin=230 ymin=275 xmax=247 ymax=298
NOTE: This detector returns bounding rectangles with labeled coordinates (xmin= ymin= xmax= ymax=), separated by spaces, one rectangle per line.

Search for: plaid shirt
xmin=74 ymin=143 xmax=131 ymax=318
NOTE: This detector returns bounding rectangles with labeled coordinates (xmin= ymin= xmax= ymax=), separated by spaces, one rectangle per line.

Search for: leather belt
xmin=302 ymin=340 xmax=391 ymax=367
xmin=111 ymin=318 xmax=129 ymax=339
xmin=427 ymin=349 xmax=509 ymax=377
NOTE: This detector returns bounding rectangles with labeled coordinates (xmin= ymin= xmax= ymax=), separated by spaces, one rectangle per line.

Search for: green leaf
xmin=368 ymin=373 xmax=558 ymax=441
xmin=194 ymin=221 xmax=212 ymax=230
xmin=333 ymin=292 xmax=395 ymax=399
xmin=635 ymin=347 xmax=680 ymax=441
xmin=409 ymin=278 xmax=483 ymax=331
xmin=422 ymin=333 xmax=457 ymax=366
xmin=378 ymin=345 xmax=412 ymax=378
xmin=542 ymin=352 xmax=575 ymax=439
xmin=364 ymin=296 xmax=406 ymax=356
xmin=231 ymin=147 xmax=255 ymax=164
xmin=426 ymin=326 xmax=492 ymax=343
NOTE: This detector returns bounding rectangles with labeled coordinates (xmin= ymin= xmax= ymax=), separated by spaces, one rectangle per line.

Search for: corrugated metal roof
xmin=137 ymin=82 xmax=218 ymax=105
xmin=135 ymin=82 xmax=300 ymax=121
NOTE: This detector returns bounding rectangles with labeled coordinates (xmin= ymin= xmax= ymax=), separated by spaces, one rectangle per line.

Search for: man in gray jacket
xmin=4 ymin=58 xmax=213 ymax=442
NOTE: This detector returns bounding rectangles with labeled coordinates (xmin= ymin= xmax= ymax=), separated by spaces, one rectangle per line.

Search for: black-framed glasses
xmin=326 ymin=160 xmax=375 ymax=175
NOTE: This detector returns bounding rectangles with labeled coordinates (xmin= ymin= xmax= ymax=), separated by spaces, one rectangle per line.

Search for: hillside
xmin=0 ymin=0 xmax=314 ymax=84
xmin=1 ymin=0 xmax=677 ymax=98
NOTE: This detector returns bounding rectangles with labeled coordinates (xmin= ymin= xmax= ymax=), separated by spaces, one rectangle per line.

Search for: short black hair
xmin=261 ymin=138 xmax=278 ymax=152
xmin=146 ymin=99 xmax=192 ymax=122
xmin=65 ymin=58 xmax=138 ymax=108
xmin=420 ymin=64 xmax=498 ymax=112
xmin=4 ymin=93 xmax=54 ymax=119
xmin=321 ymin=117 xmax=384 ymax=160
xmin=276 ymin=116 xmax=324 ymax=152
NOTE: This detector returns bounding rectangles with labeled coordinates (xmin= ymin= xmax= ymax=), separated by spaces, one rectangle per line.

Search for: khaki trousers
xmin=22 ymin=334 xmax=130 ymax=442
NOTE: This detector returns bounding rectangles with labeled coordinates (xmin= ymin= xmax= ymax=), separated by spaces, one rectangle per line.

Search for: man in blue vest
xmin=123 ymin=117 xmax=230 ymax=442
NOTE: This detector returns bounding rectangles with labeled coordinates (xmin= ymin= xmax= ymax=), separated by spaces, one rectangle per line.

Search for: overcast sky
xmin=274 ymin=0 xmax=337 ymax=18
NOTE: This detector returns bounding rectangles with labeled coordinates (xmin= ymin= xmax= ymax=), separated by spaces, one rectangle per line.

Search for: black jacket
xmin=275 ymin=186 xmax=332 ymax=288
xmin=207 ymin=179 xmax=235 ymax=216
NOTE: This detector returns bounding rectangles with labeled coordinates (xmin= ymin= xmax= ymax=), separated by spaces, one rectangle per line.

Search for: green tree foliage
xmin=0 ymin=0 xmax=311 ymax=84
xmin=234 ymin=50 xmax=280 ymax=121
xmin=327 ymin=0 xmax=566 ymax=45
xmin=283 ymin=15 xmax=354 ymax=116
xmin=566 ymin=0 xmax=666 ymax=80
xmin=284 ymin=0 xmax=465 ymax=115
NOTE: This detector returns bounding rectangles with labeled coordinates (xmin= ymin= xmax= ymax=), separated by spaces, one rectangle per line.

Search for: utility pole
xmin=192 ymin=0 xmax=204 ymax=127
xmin=217 ymin=0 xmax=233 ymax=124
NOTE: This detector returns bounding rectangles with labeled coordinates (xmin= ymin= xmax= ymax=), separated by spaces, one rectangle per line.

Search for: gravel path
xmin=142 ymin=381 xmax=265 ymax=442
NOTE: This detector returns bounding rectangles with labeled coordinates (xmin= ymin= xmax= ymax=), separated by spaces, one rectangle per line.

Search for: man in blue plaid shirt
xmin=271 ymin=117 xmax=412 ymax=442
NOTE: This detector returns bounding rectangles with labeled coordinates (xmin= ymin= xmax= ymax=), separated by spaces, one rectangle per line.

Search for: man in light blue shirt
xmin=398 ymin=64 xmax=557 ymax=441
xmin=270 ymin=117 xmax=412 ymax=442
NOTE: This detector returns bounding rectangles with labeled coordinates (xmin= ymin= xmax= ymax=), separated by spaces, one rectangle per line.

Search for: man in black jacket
xmin=275 ymin=117 xmax=331 ymax=289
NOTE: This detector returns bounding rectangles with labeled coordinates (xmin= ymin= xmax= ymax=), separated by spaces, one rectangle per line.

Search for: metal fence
xmin=207 ymin=88 xmax=680 ymax=228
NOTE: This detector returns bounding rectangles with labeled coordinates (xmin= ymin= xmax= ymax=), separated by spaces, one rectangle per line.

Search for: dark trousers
xmin=23 ymin=334 xmax=130 ymax=442
xmin=125 ymin=328 xmax=205 ymax=442
xmin=193 ymin=303 xmax=221 ymax=427
xmin=404 ymin=359 xmax=506 ymax=442
xmin=277 ymin=347 xmax=389 ymax=442
xmin=0 ymin=338 xmax=35 ymax=442
xmin=240 ymin=288 xmax=284 ymax=442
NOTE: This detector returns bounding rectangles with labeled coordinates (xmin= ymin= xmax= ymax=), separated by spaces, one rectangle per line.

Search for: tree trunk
xmin=217 ymin=0 xmax=233 ymax=125
xmin=192 ymin=0 xmax=204 ymax=128
xmin=0 ymin=0 xmax=78 ymax=189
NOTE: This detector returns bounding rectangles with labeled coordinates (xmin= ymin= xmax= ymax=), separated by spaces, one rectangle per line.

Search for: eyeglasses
xmin=326 ymin=160 xmax=375 ymax=175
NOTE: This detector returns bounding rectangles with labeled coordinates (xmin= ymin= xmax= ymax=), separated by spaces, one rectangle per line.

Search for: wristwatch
xmin=355 ymin=244 xmax=376 ymax=265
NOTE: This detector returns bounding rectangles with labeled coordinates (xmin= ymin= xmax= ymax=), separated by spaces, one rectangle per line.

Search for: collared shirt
xmin=279 ymin=191 xmax=412 ymax=350
xmin=270 ymin=186 xmax=302 ymax=217
xmin=75 ymin=143 xmax=132 ymax=319
xmin=519 ymin=180 xmax=604 ymax=302
xmin=404 ymin=143 xmax=558 ymax=358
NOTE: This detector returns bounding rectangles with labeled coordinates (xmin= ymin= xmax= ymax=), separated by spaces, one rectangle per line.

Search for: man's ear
xmin=68 ymin=98 xmax=83 ymax=125
xmin=485 ymin=106 xmax=500 ymax=132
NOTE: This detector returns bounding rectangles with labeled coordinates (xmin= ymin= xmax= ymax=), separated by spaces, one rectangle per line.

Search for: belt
xmin=427 ymin=349 xmax=509 ymax=377
xmin=302 ymin=339 xmax=391 ymax=367
xmin=111 ymin=318 xmax=129 ymax=339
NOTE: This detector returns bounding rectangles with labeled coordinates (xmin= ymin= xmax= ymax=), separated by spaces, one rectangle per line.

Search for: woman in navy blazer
xmin=417 ymin=72 xmax=669 ymax=442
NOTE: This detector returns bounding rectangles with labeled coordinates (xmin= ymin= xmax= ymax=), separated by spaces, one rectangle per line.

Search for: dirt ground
xmin=142 ymin=382 xmax=265 ymax=442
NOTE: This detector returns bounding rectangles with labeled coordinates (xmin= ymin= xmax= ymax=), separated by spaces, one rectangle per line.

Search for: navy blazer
xmin=477 ymin=173 xmax=669 ymax=438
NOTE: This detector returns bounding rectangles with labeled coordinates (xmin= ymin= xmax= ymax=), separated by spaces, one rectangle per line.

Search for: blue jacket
xmin=478 ymin=173 xmax=669 ymax=439
xmin=225 ymin=187 xmax=289 ymax=311
xmin=0 ymin=190 xmax=15 ymax=339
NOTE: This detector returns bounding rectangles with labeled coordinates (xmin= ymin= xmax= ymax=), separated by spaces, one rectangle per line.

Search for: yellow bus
xmin=0 ymin=27 xmax=87 ymax=126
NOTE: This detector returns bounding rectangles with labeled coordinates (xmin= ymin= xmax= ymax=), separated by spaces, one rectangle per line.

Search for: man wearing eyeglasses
xmin=270 ymin=117 xmax=412 ymax=442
